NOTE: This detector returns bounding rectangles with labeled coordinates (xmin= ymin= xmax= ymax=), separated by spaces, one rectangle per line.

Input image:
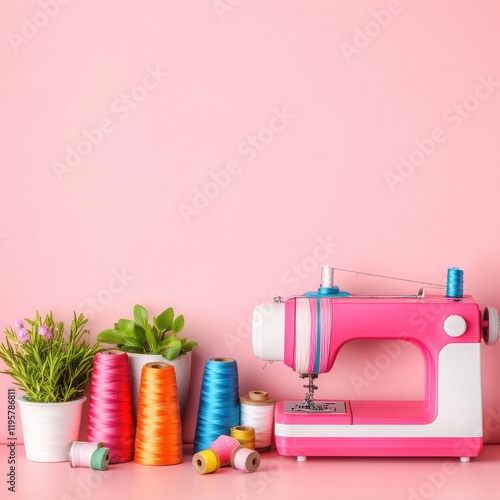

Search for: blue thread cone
xmin=446 ymin=267 xmax=463 ymax=298
xmin=193 ymin=358 xmax=240 ymax=453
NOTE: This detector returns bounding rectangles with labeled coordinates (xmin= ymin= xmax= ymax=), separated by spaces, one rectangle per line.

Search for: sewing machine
xmin=252 ymin=266 xmax=499 ymax=462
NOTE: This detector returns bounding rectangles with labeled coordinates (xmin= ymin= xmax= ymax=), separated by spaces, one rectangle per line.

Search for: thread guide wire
xmin=332 ymin=267 xmax=446 ymax=289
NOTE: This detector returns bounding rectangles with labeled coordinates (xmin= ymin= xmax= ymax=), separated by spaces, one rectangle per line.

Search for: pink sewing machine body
xmin=252 ymin=266 xmax=499 ymax=462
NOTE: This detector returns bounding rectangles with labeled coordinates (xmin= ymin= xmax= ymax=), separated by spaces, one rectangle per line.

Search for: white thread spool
xmin=321 ymin=265 xmax=334 ymax=288
xmin=240 ymin=391 xmax=275 ymax=452
xmin=69 ymin=441 xmax=103 ymax=468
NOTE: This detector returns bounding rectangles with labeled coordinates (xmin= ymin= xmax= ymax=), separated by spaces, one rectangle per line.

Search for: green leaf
xmin=154 ymin=308 xmax=174 ymax=332
xmin=145 ymin=324 xmax=157 ymax=350
xmin=181 ymin=341 xmax=198 ymax=353
xmin=133 ymin=304 xmax=148 ymax=329
xmin=172 ymin=315 xmax=184 ymax=335
xmin=119 ymin=345 xmax=146 ymax=354
xmin=159 ymin=335 xmax=173 ymax=347
xmin=133 ymin=325 xmax=147 ymax=347
xmin=121 ymin=336 xmax=145 ymax=348
xmin=97 ymin=329 xmax=130 ymax=345
xmin=116 ymin=319 xmax=136 ymax=333
xmin=163 ymin=340 xmax=182 ymax=360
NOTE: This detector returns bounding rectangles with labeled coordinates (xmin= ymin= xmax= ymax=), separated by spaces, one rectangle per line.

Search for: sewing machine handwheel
xmin=483 ymin=307 xmax=499 ymax=346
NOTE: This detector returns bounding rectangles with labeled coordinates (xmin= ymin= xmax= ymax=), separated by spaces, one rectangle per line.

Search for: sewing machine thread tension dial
xmin=483 ymin=306 xmax=500 ymax=346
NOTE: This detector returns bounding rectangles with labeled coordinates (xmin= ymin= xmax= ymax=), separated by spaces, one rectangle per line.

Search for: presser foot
xmin=288 ymin=373 xmax=347 ymax=413
xmin=299 ymin=373 xmax=319 ymax=410
xmin=296 ymin=374 xmax=347 ymax=412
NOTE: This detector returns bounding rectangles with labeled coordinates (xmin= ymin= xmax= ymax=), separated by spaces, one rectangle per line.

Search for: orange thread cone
xmin=134 ymin=362 xmax=183 ymax=465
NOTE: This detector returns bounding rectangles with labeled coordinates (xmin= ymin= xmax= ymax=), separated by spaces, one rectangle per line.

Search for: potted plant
xmin=97 ymin=304 xmax=197 ymax=416
xmin=0 ymin=312 xmax=101 ymax=462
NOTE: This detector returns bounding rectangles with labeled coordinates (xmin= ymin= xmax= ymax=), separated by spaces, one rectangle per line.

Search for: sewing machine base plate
xmin=274 ymin=435 xmax=483 ymax=460
xmin=274 ymin=400 xmax=483 ymax=460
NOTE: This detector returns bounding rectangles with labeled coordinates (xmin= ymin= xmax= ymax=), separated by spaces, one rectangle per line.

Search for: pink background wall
xmin=1 ymin=0 xmax=500 ymax=444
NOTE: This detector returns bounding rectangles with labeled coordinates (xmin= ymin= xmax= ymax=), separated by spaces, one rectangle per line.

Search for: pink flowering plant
xmin=0 ymin=312 xmax=101 ymax=402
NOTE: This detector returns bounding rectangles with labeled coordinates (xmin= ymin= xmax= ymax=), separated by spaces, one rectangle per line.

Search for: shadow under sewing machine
xmin=252 ymin=266 xmax=499 ymax=462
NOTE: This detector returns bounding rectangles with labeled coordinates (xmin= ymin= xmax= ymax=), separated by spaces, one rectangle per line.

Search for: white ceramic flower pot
xmin=127 ymin=351 xmax=192 ymax=419
xmin=17 ymin=396 xmax=86 ymax=462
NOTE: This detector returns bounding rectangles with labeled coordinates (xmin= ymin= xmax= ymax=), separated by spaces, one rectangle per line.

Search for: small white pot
xmin=127 ymin=351 xmax=192 ymax=419
xmin=17 ymin=396 xmax=86 ymax=462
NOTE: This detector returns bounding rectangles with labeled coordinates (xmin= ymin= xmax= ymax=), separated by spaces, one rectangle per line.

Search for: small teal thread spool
xmin=446 ymin=267 xmax=463 ymax=298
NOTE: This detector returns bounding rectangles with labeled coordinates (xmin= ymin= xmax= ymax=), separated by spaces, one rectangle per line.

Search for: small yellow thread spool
xmin=192 ymin=449 xmax=220 ymax=475
xmin=231 ymin=426 xmax=255 ymax=450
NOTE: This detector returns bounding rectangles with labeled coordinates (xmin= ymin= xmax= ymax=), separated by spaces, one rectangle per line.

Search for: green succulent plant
xmin=97 ymin=304 xmax=197 ymax=360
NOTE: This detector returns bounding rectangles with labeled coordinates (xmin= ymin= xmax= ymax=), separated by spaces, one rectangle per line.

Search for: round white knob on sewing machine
xmin=483 ymin=306 xmax=500 ymax=346
xmin=443 ymin=315 xmax=467 ymax=337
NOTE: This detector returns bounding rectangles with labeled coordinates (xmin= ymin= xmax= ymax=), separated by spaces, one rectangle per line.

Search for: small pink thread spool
xmin=209 ymin=435 xmax=241 ymax=467
xmin=230 ymin=446 xmax=261 ymax=473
